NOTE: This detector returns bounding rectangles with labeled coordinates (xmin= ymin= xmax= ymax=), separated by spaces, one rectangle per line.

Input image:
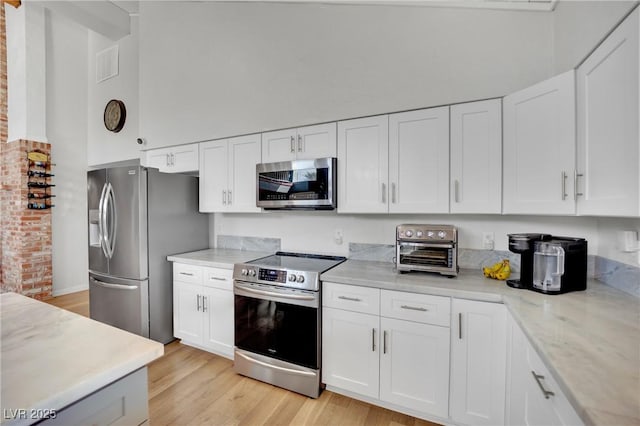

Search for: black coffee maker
xmin=506 ymin=233 xmax=552 ymax=289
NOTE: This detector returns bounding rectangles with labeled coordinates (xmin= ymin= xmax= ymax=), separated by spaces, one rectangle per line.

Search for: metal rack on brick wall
xmin=26 ymin=150 xmax=55 ymax=209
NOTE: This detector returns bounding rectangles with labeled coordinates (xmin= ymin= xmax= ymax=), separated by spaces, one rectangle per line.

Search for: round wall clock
xmin=103 ymin=99 xmax=126 ymax=133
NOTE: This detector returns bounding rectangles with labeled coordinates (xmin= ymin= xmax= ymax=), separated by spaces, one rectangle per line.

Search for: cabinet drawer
xmin=173 ymin=263 xmax=203 ymax=284
xmin=203 ymin=267 xmax=233 ymax=290
xmin=381 ymin=290 xmax=450 ymax=327
xmin=323 ymin=282 xmax=380 ymax=315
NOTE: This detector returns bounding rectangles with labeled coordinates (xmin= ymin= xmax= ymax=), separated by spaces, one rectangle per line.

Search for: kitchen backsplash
xmin=217 ymin=235 xmax=281 ymax=252
xmin=215 ymin=236 xmax=637 ymax=298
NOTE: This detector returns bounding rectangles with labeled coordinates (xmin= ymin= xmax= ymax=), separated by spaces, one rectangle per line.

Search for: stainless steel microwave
xmin=256 ymin=157 xmax=337 ymax=210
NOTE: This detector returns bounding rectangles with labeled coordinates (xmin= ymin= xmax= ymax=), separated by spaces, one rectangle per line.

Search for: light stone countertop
xmin=321 ymin=259 xmax=640 ymax=426
xmin=167 ymin=248 xmax=272 ymax=269
xmin=0 ymin=293 xmax=164 ymax=426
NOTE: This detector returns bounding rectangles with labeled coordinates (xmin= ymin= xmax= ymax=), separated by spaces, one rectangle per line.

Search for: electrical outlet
xmin=482 ymin=232 xmax=495 ymax=250
xmin=334 ymin=229 xmax=343 ymax=245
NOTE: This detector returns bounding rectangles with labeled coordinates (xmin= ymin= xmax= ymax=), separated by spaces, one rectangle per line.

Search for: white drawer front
xmin=381 ymin=290 xmax=450 ymax=326
xmin=323 ymin=282 xmax=380 ymax=315
xmin=173 ymin=263 xmax=203 ymax=284
xmin=203 ymin=267 xmax=233 ymax=290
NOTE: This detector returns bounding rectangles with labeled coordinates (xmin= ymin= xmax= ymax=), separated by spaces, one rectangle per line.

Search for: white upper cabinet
xmin=450 ymin=99 xmax=502 ymax=214
xmin=503 ymin=70 xmax=576 ymax=215
xmin=142 ymin=144 xmax=199 ymax=174
xmin=199 ymin=134 xmax=262 ymax=213
xmin=577 ymin=7 xmax=639 ymax=216
xmin=262 ymin=123 xmax=337 ymax=163
xmin=337 ymin=116 xmax=390 ymax=213
xmin=389 ymin=107 xmax=450 ymax=213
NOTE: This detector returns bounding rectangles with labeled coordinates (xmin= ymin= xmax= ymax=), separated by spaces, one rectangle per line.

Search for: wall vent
xmin=96 ymin=45 xmax=119 ymax=83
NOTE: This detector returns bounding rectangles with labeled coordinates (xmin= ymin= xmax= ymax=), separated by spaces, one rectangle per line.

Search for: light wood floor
xmin=47 ymin=291 xmax=440 ymax=426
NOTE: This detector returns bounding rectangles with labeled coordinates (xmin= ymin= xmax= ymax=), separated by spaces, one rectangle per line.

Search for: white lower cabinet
xmin=322 ymin=282 xmax=450 ymax=421
xmin=172 ymin=263 xmax=234 ymax=359
xmin=450 ymin=298 xmax=507 ymax=426
xmin=507 ymin=316 xmax=584 ymax=426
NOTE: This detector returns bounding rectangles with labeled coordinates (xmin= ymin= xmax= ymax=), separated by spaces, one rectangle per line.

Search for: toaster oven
xmin=396 ymin=224 xmax=458 ymax=276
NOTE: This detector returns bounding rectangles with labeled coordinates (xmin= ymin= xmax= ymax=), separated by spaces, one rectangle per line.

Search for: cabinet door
xmin=389 ymin=107 xmax=450 ymax=213
xmin=144 ymin=148 xmax=171 ymax=173
xmin=202 ymin=287 xmax=234 ymax=359
xmin=261 ymin=128 xmax=297 ymax=163
xmin=379 ymin=317 xmax=450 ymax=418
xmin=228 ymin=134 xmax=262 ymax=213
xmin=173 ymin=281 xmax=203 ymax=344
xmin=322 ymin=307 xmax=380 ymax=398
xmin=577 ymin=8 xmax=639 ymax=216
xmin=503 ymin=70 xmax=576 ymax=215
xmin=170 ymin=144 xmax=199 ymax=173
xmin=199 ymin=140 xmax=229 ymax=212
xmin=507 ymin=318 xmax=584 ymax=426
xmin=296 ymin=123 xmax=337 ymax=160
xmin=450 ymin=299 xmax=507 ymax=426
xmin=450 ymin=99 xmax=502 ymax=214
xmin=337 ymin=116 xmax=389 ymax=213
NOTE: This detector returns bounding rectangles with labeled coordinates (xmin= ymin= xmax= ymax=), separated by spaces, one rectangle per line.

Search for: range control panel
xmin=233 ymin=265 xmax=317 ymax=290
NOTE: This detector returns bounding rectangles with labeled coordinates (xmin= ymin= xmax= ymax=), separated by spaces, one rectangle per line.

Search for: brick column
xmin=1 ymin=5 xmax=53 ymax=299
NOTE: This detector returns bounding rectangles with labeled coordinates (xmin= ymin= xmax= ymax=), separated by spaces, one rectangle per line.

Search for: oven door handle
xmin=235 ymin=351 xmax=316 ymax=377
xmin=402 ymin=242 xmax=455 ymax=249
xmin=234 ymin=282 xmax=316 ymax=301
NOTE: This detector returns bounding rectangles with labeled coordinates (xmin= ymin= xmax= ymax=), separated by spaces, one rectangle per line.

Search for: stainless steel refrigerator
xmin=87 ymin=163 xmax=209 ymax=343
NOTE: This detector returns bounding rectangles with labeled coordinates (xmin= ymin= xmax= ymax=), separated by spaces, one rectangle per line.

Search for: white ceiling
xmin=108 ymin=0 xmax=557 ymax=15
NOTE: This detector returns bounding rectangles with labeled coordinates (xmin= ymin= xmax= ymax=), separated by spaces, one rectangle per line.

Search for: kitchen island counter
xmin=0 ymin=292 xmax=164 ymax=426
xmin=321 ymin=259 xmax=640 ymax=426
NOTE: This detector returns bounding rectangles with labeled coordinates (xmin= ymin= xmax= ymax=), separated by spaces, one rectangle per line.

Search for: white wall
xmin=212 ymin=213 xmax=601 ymax=258
xmin=45 ymin=9 xmax=89 ymax=295
xmin=139 ymin=2 xmax=553 ymax=149
xmin=87 ymin=16 xmax=140 ymax=167
xmin=552 ymin=0 xmax=638 ymax=73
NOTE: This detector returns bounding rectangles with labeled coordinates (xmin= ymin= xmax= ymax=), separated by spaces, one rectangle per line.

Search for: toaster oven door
xmin=397 ymin=242 xmax=456 ymax=271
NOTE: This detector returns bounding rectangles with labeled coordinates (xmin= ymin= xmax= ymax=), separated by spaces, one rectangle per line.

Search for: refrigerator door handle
xmin=98 ymin=183 xmax=109 ymax=259
xmin=106 ymin=183 xmax=118 ymax=259
xmin=90 ymin=276 xmax=139 ymax=290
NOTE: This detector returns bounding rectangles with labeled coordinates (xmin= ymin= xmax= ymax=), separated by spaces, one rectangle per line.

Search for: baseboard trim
xmin=53 ymin=284 xmax=89 ymax=297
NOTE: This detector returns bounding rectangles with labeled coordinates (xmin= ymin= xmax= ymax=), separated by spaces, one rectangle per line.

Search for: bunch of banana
xmin=482 ymin=259 xmax=511 ymax=280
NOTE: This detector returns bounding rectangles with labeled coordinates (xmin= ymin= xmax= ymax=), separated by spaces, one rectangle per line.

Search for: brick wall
xmin=1 ymin=5 xmax=53 ymax=299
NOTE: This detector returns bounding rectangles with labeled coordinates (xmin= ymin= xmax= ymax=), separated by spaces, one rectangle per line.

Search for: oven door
xmin=234 ymin=281 xmax=320 ymax=369
xmin=397 ymin=242 xmax=456 ymax=271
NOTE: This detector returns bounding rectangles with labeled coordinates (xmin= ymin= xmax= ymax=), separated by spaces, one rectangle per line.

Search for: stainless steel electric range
xmin=232 ymin=251 xmax=346 ymax=398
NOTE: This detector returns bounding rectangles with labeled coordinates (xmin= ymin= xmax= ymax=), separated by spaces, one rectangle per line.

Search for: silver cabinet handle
xmin=454 ymin=179 xmax=460 ymax=203
xmin=561 ymin=171 xmax=568 ymax=200
xmin=202 ymin=296 xmax=207 ymax=313
xmin=531 ymin=371 xmax=555 ymax=399
xmin=383 ymin=330 xmax=388 ymax=354
xmin=458 ymin=312 xmax=462 ymax=339
xmin=382 ymin=183 xmax=387 ymax=204
xmin=290 ymin=136 xmax=295 ymax=153
xmin=401 ymin=305 xmax=428 ymax=312
xmin=391 ymin=183 xmax=396 ymax=204
xmin=228 ymin=190 xmax=232 ymax=205
xmin=166 ymin=153 xmax=170 ymax=166
xmin=338 ymin=295 xmax=362 ymax=302
xmin=196 ymin=294 xmax=201 ymax=312
xmin=372 ymin=328 xmax=376 ymax=352
xmin=574 ymin=170 xmax=584 ymax=200
xmin=209 ymin=276 xmax=227 ymax=281
xmin=222 ymin=190 xmax=227 ymax=205
xmin=179 ymin=272 xmax=194 ymax=276
xmin=297 ymin=134 xmax=302 ymax=152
